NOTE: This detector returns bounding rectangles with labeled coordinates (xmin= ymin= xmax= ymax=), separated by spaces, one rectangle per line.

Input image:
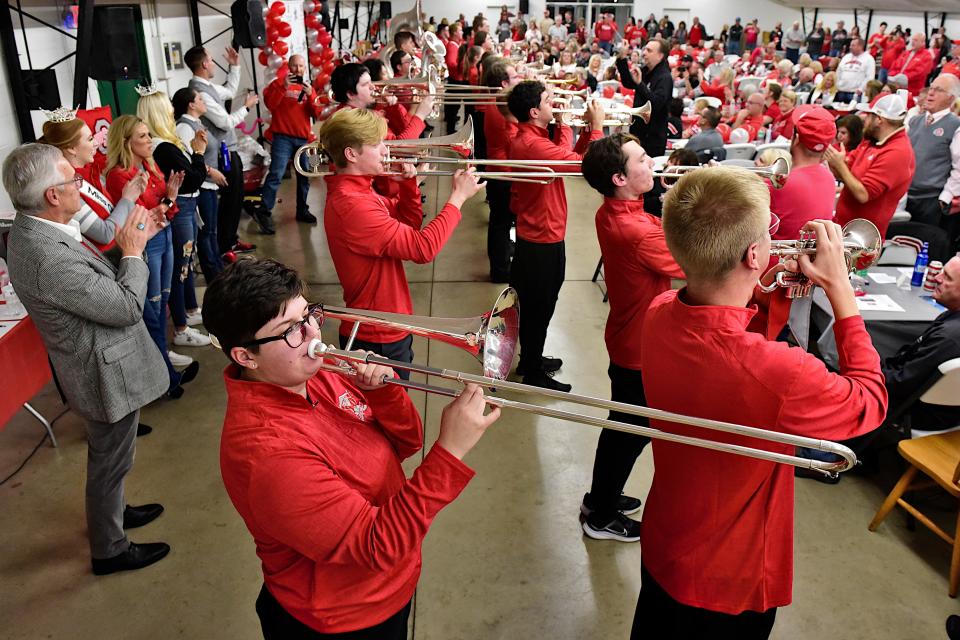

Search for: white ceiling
xmin=776 ymin=0 xmax=957 ymax=13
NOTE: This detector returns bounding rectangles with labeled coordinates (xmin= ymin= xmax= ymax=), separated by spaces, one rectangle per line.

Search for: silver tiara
xmin=135 ymin=83 xmax=161 ymax=97
xmin=41 ymin=106 xmax=79 ymax=123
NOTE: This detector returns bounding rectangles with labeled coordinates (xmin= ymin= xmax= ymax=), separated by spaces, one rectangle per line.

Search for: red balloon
xmin=317 ymin=24 xmax=327 ymax=32
xmin=258 ymin=50 xmax=268 ymax=66
xmin=317 ymin=93 xmax=330 ymax=105
xmin=716 ymin=122 xmax=732 ymax=143
xmin=269 ymin=2 xmax=285 ymax=16
xmin=305 ymin=14 xmax=320 ymax=29
xmin=277 ymin=21 xmax=292 ymax=37
xmin=318 ymin=31 xmax=332 ymax=46
xmin=320 ymin=47 xmax=335 ymax=61
xmin=309 ymin=52 xmax=323 ymax=66
xmin=314 ymin=73 xmax=330 ymax=88
xmin=265 ymin=15 xmax=278 ymax=28
xmin=322 ymin=61 xmax=335 ymax=76
xmin=273 ymin=40 xmax=288 ymax=56
xmin=267 ymin=27 xmax=280 ymax=42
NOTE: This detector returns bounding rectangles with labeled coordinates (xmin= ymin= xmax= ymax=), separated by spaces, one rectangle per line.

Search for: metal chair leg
xmin=21 ymin=402 xmax=57 ymax=448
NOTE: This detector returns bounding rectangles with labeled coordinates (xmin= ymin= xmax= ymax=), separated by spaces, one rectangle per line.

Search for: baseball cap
xmin=855 ymin=93 xmax=908 ymax=120
xmin=952 ymin=39 xmax=960 ymax=46
xmin=791 ymin=105 xmax=836 ymax=151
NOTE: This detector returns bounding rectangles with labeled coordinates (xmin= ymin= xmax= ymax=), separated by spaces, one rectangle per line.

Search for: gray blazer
xmin=6 ymin=214 xmax=168 ymax=424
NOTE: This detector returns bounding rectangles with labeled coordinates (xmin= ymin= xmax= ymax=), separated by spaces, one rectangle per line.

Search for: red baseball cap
xmin=791 ymin=104 xmax=837 ymax=152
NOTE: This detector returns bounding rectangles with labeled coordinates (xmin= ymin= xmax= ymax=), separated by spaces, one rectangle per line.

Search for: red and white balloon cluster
xmin=258 ymin=0 xmax=337 ymax=106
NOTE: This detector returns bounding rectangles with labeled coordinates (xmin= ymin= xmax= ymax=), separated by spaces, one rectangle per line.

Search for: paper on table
xmin=897 ymin=267 xmax=914 ymax=276
xmin=868 ymin=272 xmax=898 ymax=284
xmin=0 ymin=320 xmax=18 ymax=339
xmin=856 ymin=294 xmax=905 ymax=312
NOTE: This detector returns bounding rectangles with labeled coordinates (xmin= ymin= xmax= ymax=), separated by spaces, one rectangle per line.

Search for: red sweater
xmin=596 ymin=197 xmax=683 ymax=370
xmin=263 ymin=78 xmax=321 ymax=141
xmin=508 ymin=121 xmax=601 ymax=243
xmin=219 ymin=365 xmax=474 ymax=633
xmin=595 ymin=21 xmax=615 ymax=43
xmin=323 ymin=174 xmax=461 ymax=343
xmin=481 ymin=102 xmax=517 ymax=171
xmin=640 ymin=290 xmax=887 ymax=614
xmin=105 ymin=163 xmax=177 ymax=219
xmin=834 ymin=128 xmax=915 ymax=239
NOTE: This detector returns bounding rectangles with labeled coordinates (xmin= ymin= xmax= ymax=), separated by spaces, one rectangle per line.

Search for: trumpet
xmin=554 ymin=100 xmax=652 ymax=125
xmin=308 ymin=290 xmax=856 ymax=477
xmin=760 ymin=219 xmax=883 ymax=298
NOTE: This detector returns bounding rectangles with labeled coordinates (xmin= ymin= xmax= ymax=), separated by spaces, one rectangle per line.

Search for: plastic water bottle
xmin=911 ymin=242 xmax=929 ymax=287
xmin=220 ymin=141 xmax=231 ymax=171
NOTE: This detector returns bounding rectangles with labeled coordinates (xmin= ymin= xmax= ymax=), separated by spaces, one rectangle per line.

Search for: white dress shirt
xmin=191 ymin=65 xmax=249 ymax=131
xmin=29 ymin=215 xmax=82 ymax=242
xmin=926 ymin=108 xmax=960 ymax=206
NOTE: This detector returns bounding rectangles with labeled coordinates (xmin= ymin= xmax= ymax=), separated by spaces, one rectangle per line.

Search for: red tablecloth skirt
xmin=0 ymin=317 xmax=52 ymax=428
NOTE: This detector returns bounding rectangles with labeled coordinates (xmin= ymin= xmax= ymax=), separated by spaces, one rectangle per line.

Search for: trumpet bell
xmin=388 ymin=0 xmax=423 ymax=40
xmin=842 ymin=218 xmax=882 ymax=271
xmin=768 ymin=157 xmax=790 ymax=189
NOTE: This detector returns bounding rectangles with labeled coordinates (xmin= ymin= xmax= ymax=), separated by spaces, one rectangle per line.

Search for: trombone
xmin=308 ymin=289 xmax=857 ymax=477
xmin=654 ymin=157 xmax=791 ymax=189
xmin=554 ymin=100 xmax=652 ymax=125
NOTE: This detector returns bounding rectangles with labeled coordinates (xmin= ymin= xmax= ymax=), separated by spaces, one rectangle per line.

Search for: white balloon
xmin=309 ymin=42 xmax=323 ymax=54
xmin=729 ymin=127 xmax=750 ymax=144
xmin=264 ymin=45 xmax=274 ymax=56
xmin=303 ymin=0 xmax=316 ymax=13
xmin=306 ymin=28 xmax=319 ymax=43
xmin=267 ymin=53 xmax=284 ymax=69
xmin=262 ymin=5 xmax=269 ymax=17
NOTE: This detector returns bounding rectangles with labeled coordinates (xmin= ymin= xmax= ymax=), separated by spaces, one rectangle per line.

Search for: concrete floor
xmin=1 ymin=171 xmax=958 ymax=639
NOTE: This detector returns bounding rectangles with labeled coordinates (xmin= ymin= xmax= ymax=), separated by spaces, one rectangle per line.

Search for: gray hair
xmin=941 ymin=73 xmax=960 ymax=99
xmin=2 ymin=143 xmax=65 ymax=216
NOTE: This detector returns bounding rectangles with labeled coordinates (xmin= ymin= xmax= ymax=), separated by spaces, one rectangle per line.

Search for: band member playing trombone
xmin=480 ymin=59 xmax=522 ymax=282
xmin=204 ymin=257 xmax=499 ymax=639
xmin=578 ymin=133 xmax=684 ymax=542
xmin=330 ymin=62 xmax=433 ymax=140
xmin=634 ymin=167 xmax=887 ymax=638
xmin=506 ymin=80 xmax=605 ymax=391
xmin=316 ymin=108 xmax=483 ymax=374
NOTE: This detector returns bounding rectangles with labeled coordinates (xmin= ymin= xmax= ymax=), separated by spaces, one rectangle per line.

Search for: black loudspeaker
xmin=380 ymin=1 xmax=392 ymax=19
xmin=89 ymin=6 xmax=143 ymax=81
xmin=519 ymin=0 xmax=529 ymax=14
xmin=22 ymin=70 xmax=60 ymax=110
xmin=231 ymin=0 xmax=266 ymax=48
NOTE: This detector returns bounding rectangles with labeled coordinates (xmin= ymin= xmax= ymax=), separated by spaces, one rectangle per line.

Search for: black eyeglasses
xmin=242 ymin=304 xmax=324 ymax=349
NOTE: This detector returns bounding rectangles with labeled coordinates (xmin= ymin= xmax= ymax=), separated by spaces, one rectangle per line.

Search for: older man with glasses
xmin=2 ymin=143 xmax=171 ymax=575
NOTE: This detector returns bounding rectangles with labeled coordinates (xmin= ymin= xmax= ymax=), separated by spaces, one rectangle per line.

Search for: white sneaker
xmin=185 ymin=308 xmax=203 ymax=326
xmin=173 ymin=326 xmax=212 ymax=347
xmin=167 ymin=350 xmax=194 ymax=367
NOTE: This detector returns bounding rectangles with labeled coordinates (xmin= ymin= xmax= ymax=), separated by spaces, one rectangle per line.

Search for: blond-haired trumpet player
xmin=316 ymin=108 xmax=483 ymax=373
xmin=633 ymin=167 xmax=887 ymax=638
xmin=506 ymin=80 xmax=605 ymax=391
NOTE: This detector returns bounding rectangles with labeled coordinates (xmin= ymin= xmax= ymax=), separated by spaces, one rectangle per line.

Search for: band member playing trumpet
xmin=204 ymin=257 xmax=499 ymax=639
xmin=578 ymin=133 xmax=684 ymax=542
xmin=635 ymin=167 xmax=887 ymax=638
xmin=316 ymin=108 xmax=483 ymax=374
xmin=480 ymin=59 xmax=522 ymax=282
xmin=506 ymin=80 xmax=605 ymax=391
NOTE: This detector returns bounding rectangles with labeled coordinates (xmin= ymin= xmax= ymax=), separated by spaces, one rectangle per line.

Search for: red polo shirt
xmin=219 ymin=365 xmax=473 ymax=633
xmin=508 ymin=121 xmax=601 ymax=243
xmin=834 ymin=128 xmax=915 ymax=239
xmin=481 ymin=102 xmax=517 ymax=172
xmin=640 ymin=290 xmax=887 ymax=614
xmin=323 ymin=174 xmax=461 ymax=343
xmin=596 ymin=197 xmax=684 ymax=369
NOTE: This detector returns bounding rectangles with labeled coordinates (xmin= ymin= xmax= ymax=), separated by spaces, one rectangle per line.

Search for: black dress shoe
xmin=91 ymin=542 xmax=170 ymax=576
xmin=136 ymin=423 xmax=153 ymax=437
xmin=179 ymin=361 xmax=200 ymax=386
xmin=252 ymin=210 xmax=275 ymax=235
xmin=123 ymin=503 xmax=164 ymax=529
xmin=517 ymin=357 xmax=563 ymax=376
xmin=523 ymin=371 xmax=572 ymax=392
xmin=296 ymin=210 xmax=317 ymax=224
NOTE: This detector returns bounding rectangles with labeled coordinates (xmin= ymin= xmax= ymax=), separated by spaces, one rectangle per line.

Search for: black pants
xmin=486 ymin=179 xmax=515 ymax=279
xmin=472 ymin=110 xmax=487 ymax=161
xmin=906 ymin=195 xmax=946 ymax=227
xmin=218 ymin=150 xmax=244 ymax=254
xmin=444 ymin=79 xmax=468 ymax=134
xmin=509 ymin=238 xmax=565 ymax=374
xmin=587 ymin=363 xmax=651 ymax=521
xmin=256 ymin=584 xmax=411 ymax=640
xmin=632 ymin=567 xmax=777 ymax=639
xmin=339 ymin=333 xmax=414 ymax=381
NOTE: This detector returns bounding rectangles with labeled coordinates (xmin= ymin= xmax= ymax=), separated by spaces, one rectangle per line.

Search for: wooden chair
xmin=868 ymin=358 xmax=960 ymax=596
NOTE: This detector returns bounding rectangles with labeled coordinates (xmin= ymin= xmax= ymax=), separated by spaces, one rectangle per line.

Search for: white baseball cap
xmin=856 ymin=93 xmax=908 ymax=120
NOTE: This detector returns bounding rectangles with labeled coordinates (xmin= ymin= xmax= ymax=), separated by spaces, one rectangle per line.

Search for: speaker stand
xmin=249 ymin=47 xmax=264 ymax=140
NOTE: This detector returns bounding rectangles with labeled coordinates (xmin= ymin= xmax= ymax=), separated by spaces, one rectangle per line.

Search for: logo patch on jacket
xmin=337 ymin=391 xmax=369 ymax=422
xmin=934 ymin=127 xmax=945 ymax=137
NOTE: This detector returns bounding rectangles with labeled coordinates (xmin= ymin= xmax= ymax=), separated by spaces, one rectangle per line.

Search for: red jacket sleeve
xmin=361 ymin=382 xmax=424 ymax=460
xmin=385 ymin=177 xmax=425 ymax=229
xmin=635 ymin=222 xmax=685 ymax=278
xmin=777 ymin=316 xmax=887 ymax=439
xmin=247 ymin=438 xmax=474 ymax=570
xmin=384 ymin=107 xmax=426 ymax=140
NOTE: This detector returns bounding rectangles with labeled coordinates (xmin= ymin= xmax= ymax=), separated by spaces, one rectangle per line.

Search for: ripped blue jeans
xmin=143 ymin=225 xmax=178 ymax=389
xmin=169 ymin=196 xmax=199 ymax=328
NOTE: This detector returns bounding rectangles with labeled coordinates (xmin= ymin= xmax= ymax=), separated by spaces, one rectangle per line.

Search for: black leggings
xmin=256 ymin=584 xmax=412 ymax=640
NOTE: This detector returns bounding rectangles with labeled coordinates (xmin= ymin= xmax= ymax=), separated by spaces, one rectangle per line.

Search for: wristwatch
xmin=161 ymin=196 xmax=174 ymax=208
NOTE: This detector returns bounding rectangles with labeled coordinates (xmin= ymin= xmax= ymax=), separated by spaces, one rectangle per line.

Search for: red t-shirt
xmin=867 ymin=32 xmax=887 ymax=58
xmin=322 ymin=174 xmax=460 ymax=343
xmin=769 ymin=163 xmax=837 ymax=240
xmin=834 ymin=128 xmax=915 ymax=239
xmin=744 ymin=25 xmax=759 ymax=46
xmin=735 ymin=113 xmax=765 ymax=140
xmin=944 ymin=60 xmax=960 ymax=78
xmin=640 ymin=290 xmax=886 ymax=614
xmin=689 ymin=24 xmax=704 ymax=46
xmin=595 ymin=22 xmax=615 ymax=42
xmin=596 ymin=197 xmax=684 ymax=369
xmin=219 ymin=365 xmax=474 ymax=633
xmin=263 ymin=78 xmax=321 ymax=141
xmin=769 ymin=109 xmax=795 ymax=141
xmin=508 ymin=121 xmax=601 ymax=243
